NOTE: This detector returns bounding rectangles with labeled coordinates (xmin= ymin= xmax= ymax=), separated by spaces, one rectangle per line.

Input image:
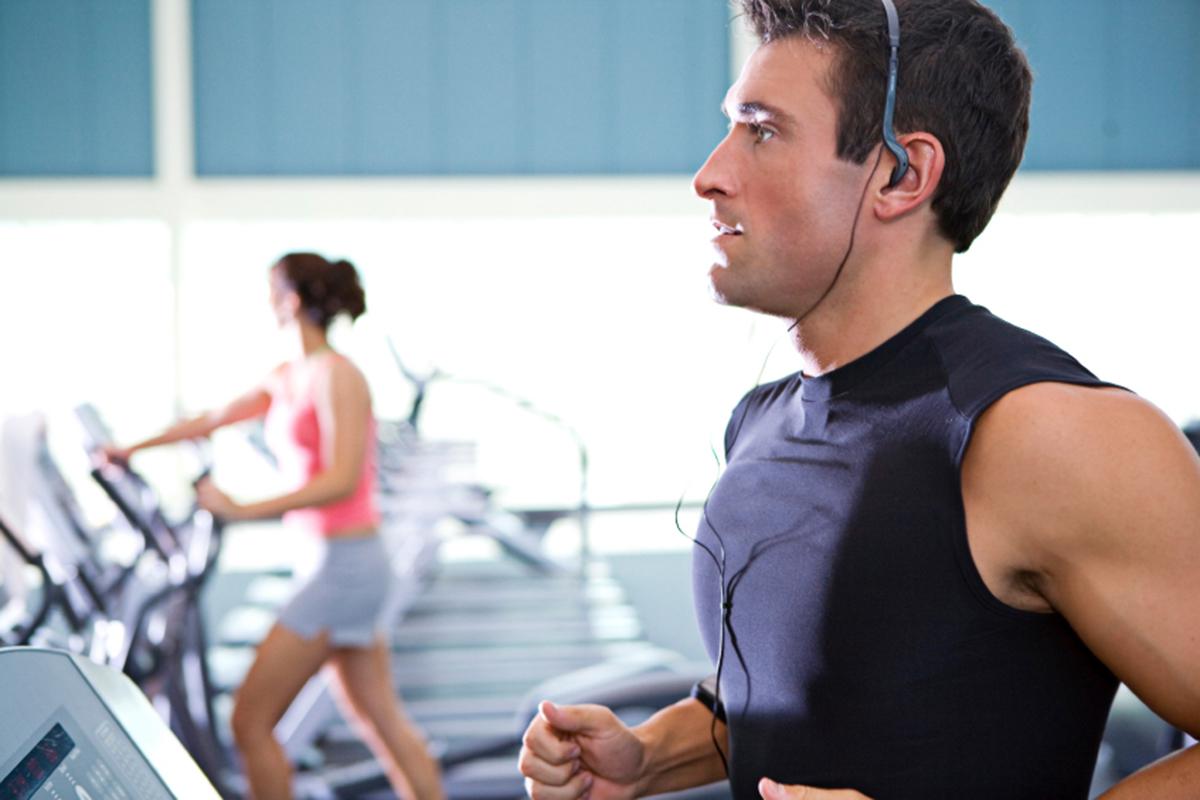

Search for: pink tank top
xmin=264 ymin=355 xmax=380 ymax=537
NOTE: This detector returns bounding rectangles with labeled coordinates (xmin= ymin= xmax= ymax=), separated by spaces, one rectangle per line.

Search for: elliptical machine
xmin=73 ymin=403 xmax=233 ymax=795
xmin=0 ymin=514 xmax=70 ymax=648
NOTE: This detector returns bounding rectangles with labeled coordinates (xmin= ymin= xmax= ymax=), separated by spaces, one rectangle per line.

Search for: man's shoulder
xmin=981 ymin=382 xmax=1175 ymax=463
xmin=967 ymin=383 xmax=1183 ymax=555
xmin=925 ymin=303 xmax=1107 ymax=420
xmin=925 ymin=301 xmax=1069 ymax=367
xmin=979 ymin=382 xmax=1149 ymax=447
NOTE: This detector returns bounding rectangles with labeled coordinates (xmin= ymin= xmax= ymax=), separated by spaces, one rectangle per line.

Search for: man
xmin=520 ymin=1 xmax=1200 ymax=797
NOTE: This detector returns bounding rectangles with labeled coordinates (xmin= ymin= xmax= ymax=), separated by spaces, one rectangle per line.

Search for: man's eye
xmin=748 ymin=123 xmax=775 ymax=143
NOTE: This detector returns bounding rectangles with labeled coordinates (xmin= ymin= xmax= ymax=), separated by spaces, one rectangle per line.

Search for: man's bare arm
xmin=966 ymin=384 xmax=1200 ymax=796
xmin=634 ymin=697 xmax=729 ymax=795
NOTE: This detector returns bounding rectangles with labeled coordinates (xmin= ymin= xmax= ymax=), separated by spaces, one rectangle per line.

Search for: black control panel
xmin=1 ymin=724 xmax=75 ymax=800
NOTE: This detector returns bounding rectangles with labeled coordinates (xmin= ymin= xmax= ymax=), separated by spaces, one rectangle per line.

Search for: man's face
xmin=693 ymin=38 xmax=873 ymax=318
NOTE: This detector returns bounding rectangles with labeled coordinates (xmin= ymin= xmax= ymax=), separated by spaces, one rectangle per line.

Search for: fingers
xmin=524 ymin=769 xmax=593 ymax=800
xmin=761 ymin=779 xmax=800 ymax=799
xmin=539 ymin=700 xmax=615 ymax=735
xmin=94 ymin=446 xmax=129 ymax=468
xmin=195 ymin=480 xmax=217 ymax=503
xmin=194 ymin=479 xmax=231 ymax=517
xmin=520 ymin=704 xmax=600 ymax=794
xmin=520 ymin=701 xmax=628 ymax=798
xmin=760 ymin=779 xmax=798 ymax=799
xmin=518 ymin=736 xmax=580 ymax=785
xmin=521 ymin=711 xmax=581 ymax=770
xmin=759 ymin=778 xmax=870 ymax=799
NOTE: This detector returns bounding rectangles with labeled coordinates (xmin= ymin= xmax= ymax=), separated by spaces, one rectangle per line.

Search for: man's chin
xmin=708 ymin=277 xmax=800 ymax=319
xmin=708 ymin=266 xmax=763 ymax=312
xmin=707 ymin=264 xmax=736 ymax=307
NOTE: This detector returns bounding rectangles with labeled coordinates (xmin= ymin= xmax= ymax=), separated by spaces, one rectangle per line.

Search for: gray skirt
xmin=277 ymin=534 xmax=394 ymax=647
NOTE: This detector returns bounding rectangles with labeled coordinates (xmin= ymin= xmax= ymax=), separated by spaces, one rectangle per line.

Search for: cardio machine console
xmin=0 ymin=648 xmax=219 ymax=800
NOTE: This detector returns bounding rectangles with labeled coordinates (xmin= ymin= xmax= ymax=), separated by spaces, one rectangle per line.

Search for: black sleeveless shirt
xmin=693 ymin=295 xmax=1119 ymax=799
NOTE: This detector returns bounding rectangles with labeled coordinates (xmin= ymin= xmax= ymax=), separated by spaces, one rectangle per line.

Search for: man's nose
xmin=693 ymin=133 xmax=738 ymax=200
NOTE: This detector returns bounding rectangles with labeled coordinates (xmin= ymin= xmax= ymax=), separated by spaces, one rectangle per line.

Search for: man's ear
xmin=874 ymin=131 xmax=945 ymax=222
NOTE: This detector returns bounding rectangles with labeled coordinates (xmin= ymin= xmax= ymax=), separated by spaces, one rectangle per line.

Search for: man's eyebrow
xmin=720 ymin=100 xmax=796 ymax=128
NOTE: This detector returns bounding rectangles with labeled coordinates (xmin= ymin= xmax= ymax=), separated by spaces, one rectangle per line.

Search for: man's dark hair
xmin=738 ymin=0 xmax=1032 ymax=252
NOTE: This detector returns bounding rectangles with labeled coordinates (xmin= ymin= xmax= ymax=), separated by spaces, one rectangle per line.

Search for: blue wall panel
xmin=525 ymin=0 xmax=614 ymax=173
xmin=269 ymin=0 xmax=350 ymax=173
xmin=614 ymin=0 xmax=720 ymax=173
xmin=989 ymin=0 xmax=1200 ymax=171
xmin=351 ymin=0 xmax=438 ymax=174
xmin=192 ymin=0 xmax=732 ymax=176
xmin=192 ymin=0 xmax=270 ymax=174
xmin=0 ymin=0 xmax=153 ymax=176
xmin=1109 ymin=2 xmax=1200 ymax=169
xmin=4 ymin=0 xmax=1196 ymax=178
xmin=443 ymin=0 xmax=522 ymax=173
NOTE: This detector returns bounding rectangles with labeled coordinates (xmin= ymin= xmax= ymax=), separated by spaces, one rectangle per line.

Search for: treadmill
xmin=0 ymin=647 xmax=220 ymax=799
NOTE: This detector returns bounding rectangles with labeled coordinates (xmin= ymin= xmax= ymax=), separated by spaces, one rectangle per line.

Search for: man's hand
xmin=519 ymin=700 xmax=646 ymax=799
xmin=759 ymin=778 xmax=872 ymax=799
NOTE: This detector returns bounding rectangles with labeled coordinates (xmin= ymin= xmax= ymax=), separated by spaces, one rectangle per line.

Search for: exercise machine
xmin=0 ymin=646 xmax=221 ymax=799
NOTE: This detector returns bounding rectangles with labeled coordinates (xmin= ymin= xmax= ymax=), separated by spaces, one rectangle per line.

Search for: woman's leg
xmin=230 ymin=623 xmax=332 ymax=800
xmin=328 ymin=638 xmax=445 ymax=800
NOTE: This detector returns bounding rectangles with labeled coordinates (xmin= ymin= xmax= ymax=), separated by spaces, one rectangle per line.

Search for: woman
xmin=105 ymin=253 xmax=444 ymax=800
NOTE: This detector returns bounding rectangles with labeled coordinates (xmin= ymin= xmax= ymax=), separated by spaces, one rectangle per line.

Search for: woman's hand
xmin=759 ymin=778 xmax=872 ymax=799
xmin=196 ymin=476 xmax=245 ymax=520
xmin=96 ymin=445 xmax=134 ymax=467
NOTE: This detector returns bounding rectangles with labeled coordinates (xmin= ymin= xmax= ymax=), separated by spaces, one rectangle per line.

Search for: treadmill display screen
xmin=1 ymin=723 xmax=75 ymax=800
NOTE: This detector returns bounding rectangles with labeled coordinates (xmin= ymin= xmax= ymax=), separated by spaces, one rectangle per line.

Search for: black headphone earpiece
xmin=880 ymin=0 xmax=909 ymax=188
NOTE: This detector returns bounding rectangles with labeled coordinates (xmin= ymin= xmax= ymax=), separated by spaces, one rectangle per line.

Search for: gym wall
xmin=3 ymin=1 xmax=1198 ymax=177
xmin=0 ymin=0 xmax=1197 ymax=543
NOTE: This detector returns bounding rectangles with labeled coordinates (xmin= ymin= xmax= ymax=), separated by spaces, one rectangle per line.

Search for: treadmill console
xmin=0 ymin=648 xmax=219 ymax=799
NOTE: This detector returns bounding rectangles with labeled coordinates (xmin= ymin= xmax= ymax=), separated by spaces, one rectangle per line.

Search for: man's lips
xmin=712 ymin=218 xmax=744 ymax=236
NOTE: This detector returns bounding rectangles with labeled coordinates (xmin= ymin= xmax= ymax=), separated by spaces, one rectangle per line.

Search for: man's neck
xmin=791 ymin=260 xmax=954 ymax=377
